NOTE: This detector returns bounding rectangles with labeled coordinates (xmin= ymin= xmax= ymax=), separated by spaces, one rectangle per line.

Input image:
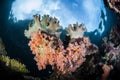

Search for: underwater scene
xmin=0 ymin=0 xmax=120 ymax=80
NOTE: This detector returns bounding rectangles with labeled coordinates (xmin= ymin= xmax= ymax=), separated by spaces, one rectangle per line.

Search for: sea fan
xmin=29 ymin=30 xmax=61 ymax=70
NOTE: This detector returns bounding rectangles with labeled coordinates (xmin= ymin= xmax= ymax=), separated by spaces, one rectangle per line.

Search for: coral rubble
xmin=104 ymin=44 xmax=120 ymax=65
xmin=101 ymin=25 xmax=120 ymax=80
xmin=66 ymin=23 xmax=86 ymax=39
xmin=102 ymin=24 xmax=120 ymax=65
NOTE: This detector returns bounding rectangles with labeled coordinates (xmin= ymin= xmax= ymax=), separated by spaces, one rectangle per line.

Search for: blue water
xmin=9 ymin=0 xmax=106 ymax=32
xmin=0 ymin=0 xmax=119 ymax=78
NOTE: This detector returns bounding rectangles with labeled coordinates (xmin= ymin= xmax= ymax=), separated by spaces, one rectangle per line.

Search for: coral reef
xmin=101 ymin=43 xmax=119 ymax=80
xmin=25 ymin=14 xmax=98 ymax=78
xmin=56 ymin=37 xmax=98 ymax=74
xmin=101 ymin=28 xmax=120 ymax=80
xmin=28 ymin=30 xmax=98 ymax=74
xmin=29 ymin=30 xmax=61 ymax=70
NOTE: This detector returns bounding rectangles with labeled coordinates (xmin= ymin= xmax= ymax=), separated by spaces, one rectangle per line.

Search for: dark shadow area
xmin=0 ymin=59 xmax=26 ymax=80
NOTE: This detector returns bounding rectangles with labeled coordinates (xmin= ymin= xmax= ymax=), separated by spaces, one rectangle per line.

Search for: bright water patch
xmin=9 ymin=0 xmax=107 ymax=33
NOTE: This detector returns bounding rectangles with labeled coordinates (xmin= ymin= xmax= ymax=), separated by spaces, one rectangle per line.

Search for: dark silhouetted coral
xmin=104 ymin=0 xmax=120 ymax=14
xmin=109 ymin=24 xmax=120 ymax=46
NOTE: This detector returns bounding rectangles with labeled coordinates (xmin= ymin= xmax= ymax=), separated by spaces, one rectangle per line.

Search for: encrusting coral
xmin=25 ymin=14 xmax=98 ymax=75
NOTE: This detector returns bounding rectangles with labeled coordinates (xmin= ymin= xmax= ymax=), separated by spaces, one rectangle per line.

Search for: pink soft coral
xmin=29 ymin=30 xmax=57 ymax=70
xmin=26 ymin=14 xmax=98 ymax=74
xmin=28 ymin=30 xmax=98 ymax=74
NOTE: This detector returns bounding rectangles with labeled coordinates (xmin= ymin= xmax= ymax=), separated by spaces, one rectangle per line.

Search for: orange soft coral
xmin=61 ymin=37 xmax=97 ymax=73
xmin=26 ymin=14 xmax=98 ymax=74
xmin=28 ymin=30 xmax=98 ymax=74
xmin=29 ymin=30 xmax=56 ymax=70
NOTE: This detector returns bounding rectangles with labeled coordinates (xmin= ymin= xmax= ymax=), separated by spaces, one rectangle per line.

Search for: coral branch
xmin=109 ymin=24 xmax=120 ymax=46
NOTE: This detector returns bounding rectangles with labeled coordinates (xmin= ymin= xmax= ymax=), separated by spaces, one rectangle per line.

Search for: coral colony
xmin=24 ymin=15 xmax=98 ymax=74
xmin=24 ymin=12 xmax=120 ymax=80
xmin=23 ymin=1 xmax=120 ymax=79
xmin=1 ymin=0 xmax=120 ymax=80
